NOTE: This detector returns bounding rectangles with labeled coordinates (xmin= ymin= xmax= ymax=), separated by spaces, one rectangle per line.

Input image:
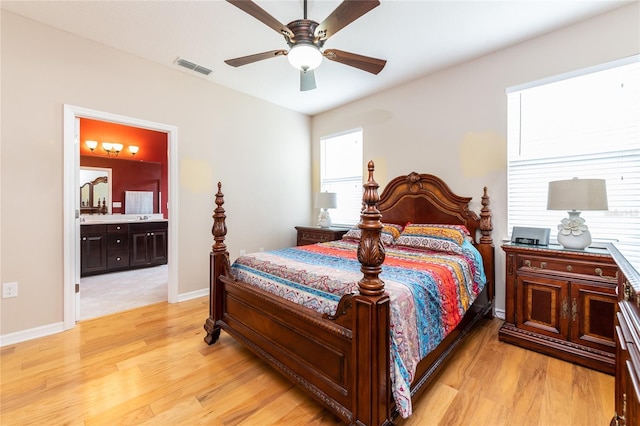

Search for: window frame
xmin=319 ymin=128 xmax=363 ymax=227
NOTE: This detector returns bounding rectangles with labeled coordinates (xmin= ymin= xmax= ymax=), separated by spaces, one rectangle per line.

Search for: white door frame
xmin=63 ymin=105 xmax=179 ymax=330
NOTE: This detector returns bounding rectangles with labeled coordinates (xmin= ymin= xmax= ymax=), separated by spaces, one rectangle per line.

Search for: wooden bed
xmin=204 ymin=161 xmax=495 ymax=425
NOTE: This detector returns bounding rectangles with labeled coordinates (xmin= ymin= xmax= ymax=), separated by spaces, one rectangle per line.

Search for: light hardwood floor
xmin=1 ymin=297 xmax=614 ymax=425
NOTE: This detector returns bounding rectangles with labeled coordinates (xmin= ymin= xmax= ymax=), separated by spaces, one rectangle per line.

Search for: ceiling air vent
xmin=175 ymin=57 xmax=212 ymax=76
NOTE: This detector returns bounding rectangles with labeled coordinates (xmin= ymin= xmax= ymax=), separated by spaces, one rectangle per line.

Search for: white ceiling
xmin=1 ymin=0 xmax=632 ymax=116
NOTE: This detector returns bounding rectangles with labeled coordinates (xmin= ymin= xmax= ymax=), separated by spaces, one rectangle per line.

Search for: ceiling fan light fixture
xmin=287 ymin=43 xmax=322 ymax=71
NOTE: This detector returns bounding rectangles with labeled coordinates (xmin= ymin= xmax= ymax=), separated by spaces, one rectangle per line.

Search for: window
xmin=320 ymin=129 xmax=363 ymax=226
xmin=507 ymin=55 xmax=640 ymax=259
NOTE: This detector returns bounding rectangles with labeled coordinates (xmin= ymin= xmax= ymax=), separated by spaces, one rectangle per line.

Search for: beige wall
xmin=0 ymin=11 xmax=311 ymax=336
xmin=311 ymin=3 xmax=640 ymax=316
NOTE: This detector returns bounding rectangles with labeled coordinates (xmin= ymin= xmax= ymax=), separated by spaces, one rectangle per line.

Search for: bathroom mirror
xmin=80 ymin=166 xmax=112 ymax=214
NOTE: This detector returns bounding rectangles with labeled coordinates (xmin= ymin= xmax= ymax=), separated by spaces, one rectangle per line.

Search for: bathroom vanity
xmin=80 ymin=215 xmax=168 ymax=276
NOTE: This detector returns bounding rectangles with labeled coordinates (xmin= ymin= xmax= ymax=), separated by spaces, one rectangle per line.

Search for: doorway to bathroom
xmin=78 ymin=118 xmax=170 ymax=320
xmin=63 ymin=105 xmax=178 ymax=329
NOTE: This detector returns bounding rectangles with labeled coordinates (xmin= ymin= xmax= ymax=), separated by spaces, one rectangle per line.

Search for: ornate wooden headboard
xmin=377 ymin=172 xmax=490 ymax=242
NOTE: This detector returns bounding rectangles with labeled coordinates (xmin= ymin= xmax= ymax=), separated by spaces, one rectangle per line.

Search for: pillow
xmin=342 ymin=223 xmax=403 ymax=246
xmin=394 ymin=224 xmax=468 ymax=254
xmin=403 ymin=222 xmax=471 ymax=236
xmin=342 ymin=227 xmax=362 ymax=241
xmin=382 ymin=223 xmax=403 ymax=243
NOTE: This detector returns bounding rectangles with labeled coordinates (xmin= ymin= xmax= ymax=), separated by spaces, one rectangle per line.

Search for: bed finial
xmin=480 ymin=186 xmax=493 ymax=244
xmin=212 ymin=182 xmax=227 ymax=253
xmin=357 ymin=161 xmax=385 ymax=296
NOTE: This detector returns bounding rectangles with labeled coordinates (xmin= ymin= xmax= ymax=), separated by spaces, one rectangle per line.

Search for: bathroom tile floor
xmin=79 ymin=264 xmax=168 ymax=321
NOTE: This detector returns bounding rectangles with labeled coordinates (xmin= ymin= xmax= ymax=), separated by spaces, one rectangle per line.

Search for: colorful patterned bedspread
xmin=230 ymin=238 xmax=486 ymax=418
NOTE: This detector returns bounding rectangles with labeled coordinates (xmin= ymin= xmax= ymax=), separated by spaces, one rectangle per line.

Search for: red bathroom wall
xmin=79 ymin=118 xmax=168 ymax=217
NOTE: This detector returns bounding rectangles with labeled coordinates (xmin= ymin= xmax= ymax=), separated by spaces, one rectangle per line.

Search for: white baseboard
xmin=1 ymin=289 xmax=209 ymax=347
xmin=0 ymin=322 xmax=64 ymax=347
xmin=494 ymin=308 xmax=505 ymax=320
xmin=178 ymin=288 xmax=209 ymax=302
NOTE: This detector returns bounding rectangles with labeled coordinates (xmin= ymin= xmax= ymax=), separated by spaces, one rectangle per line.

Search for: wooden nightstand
xmin=295 ymin=226 xmax=349 ymax=246
xmin=499 ymin=243 xmax=618 ymax=374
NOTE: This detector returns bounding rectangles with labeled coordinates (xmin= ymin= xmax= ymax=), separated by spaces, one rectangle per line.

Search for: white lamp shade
xmin=288 ymin=43 xmax=323 ymax=71
xmin=547 ymin=178 xmax=608 ymax=211
xmin=129 ymin=145 xmax=139 ymax=155
xmin=315 ymin=192 xmax=337 ymax=209
xmin=85 ymin=140 xmax=98 ymax=150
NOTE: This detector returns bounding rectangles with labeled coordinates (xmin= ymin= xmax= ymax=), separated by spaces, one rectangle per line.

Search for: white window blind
xmin=320 ymin=129 xmax=363 ymax=226
xmin=507 ymin=56 xmax=640 ymax=260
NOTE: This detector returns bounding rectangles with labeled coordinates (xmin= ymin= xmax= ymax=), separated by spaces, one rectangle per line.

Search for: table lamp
xmin=547 ymin=177 xmax=608 ymax=250
xmin=315 ymin=192 xmax=337 ymax=228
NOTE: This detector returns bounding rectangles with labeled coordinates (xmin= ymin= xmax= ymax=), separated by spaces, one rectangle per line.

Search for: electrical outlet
xmin=2 ymin=282 xmax=18 ymax=298
xmin=259 ymin=247 xmax=264 ymax=252
xmin=239 ymin=249 xmax=246 ymax=257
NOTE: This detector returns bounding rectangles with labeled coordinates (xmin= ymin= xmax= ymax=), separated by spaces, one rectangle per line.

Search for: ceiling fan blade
xmin=226 ymin=0 xmax=293 ymax=38
xmin=300 ymin=68 xmax=316 ymax=91
xmin=225 ymin=50 xmax=287 ymax=67
xmin=316 ymin=0 xmax=380 ymax=40
xmin=323 ymin=49 xmax=386 ymax=74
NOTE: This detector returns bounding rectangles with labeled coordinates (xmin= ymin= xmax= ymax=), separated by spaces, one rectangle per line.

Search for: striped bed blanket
xmin=231 ymin=238 xmax=486 ymax=418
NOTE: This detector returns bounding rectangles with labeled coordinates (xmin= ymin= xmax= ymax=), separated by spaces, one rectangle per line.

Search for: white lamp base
xmin=557 ymin=211 xmax=591 ymax=250
xmin=318 ymin=209 xmax=332 ymax=228
xmin=557 ymin=230 xmax=592 ymax=250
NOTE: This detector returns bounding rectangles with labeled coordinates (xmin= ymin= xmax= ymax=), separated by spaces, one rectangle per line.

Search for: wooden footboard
xmin=204 ymin=161 xmax=494 ymax=426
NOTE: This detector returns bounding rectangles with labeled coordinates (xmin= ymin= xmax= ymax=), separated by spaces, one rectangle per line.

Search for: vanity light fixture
xmin=87 ymin=140 xmax=136 ymax=157
xmin=112 ymin=143 xmax=124 ymax=154
xmin=85 ymin=140 xmax=98 ymax=152
xmin=102 ymin=142 xmax=123 ymax=156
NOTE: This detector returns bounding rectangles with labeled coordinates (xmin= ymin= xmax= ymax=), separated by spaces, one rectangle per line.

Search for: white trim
xmin=178 ymin=288 xmax=209 ymax=302
xmin=506 ymin=54 xmax=639 ymax=94
xmin=63 ymin=105 xmax=179 ymax=332
xmin=63 ymin=106 xmax=78 ymax=329
xmin=319 ymin=126 xmax=364 ymax=142
xmin=494 ymin=308 xmax=505 ymax=321
xmin=0 ymin=322 xmax=64 ymax=347
xmin=166 ymin=126 xmax=179 ymax=304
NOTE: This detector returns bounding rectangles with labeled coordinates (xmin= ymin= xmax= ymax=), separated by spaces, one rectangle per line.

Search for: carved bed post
xmin=477 ymin=186 xmax=495 ymax=318
xmin=353 ymin=161 xmax=392 ymax=425
xmin=204 ymin=182 xmax=230 ymax=345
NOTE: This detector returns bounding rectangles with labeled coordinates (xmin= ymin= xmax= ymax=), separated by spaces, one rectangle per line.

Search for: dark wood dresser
xmin=295 ymin=226 xmax=349 ymax=246
xmin=499 ymin=243 xmax=618 ymax=374
xmin=609 ymin=244 xmax=640 ymax=426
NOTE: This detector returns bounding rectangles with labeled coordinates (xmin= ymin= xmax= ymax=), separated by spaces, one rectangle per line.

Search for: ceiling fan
xmin=224 ymin=0 xmax=387 ymax=91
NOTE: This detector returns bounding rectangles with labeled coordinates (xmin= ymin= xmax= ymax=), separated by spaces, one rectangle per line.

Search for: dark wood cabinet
xmin=81 ymin=221 xmax=167 ymax=276
xmin=499 ymin=243 xmax=617 ymax=374
xmin=609 ymin=244 xmax=640 ymax=426
xmin=106 ymin=223 xmax=129 ymax=270
xmin=130 ymin=222 xmax=168 ymax=267
xmin=295 ymin=226 xmax=349 ymax=246
xmin=80 ymin=224 xmax=107 ymax=275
